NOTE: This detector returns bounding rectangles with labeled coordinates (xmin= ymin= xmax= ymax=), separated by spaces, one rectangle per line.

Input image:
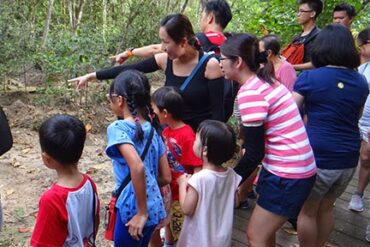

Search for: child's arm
xmin=178 ymin=174 xmax=198 ymax=216
xmin=157 ymin=153 xmax=172 ymax=186
xmin=117 ymin=144 xmax=148 ymax=240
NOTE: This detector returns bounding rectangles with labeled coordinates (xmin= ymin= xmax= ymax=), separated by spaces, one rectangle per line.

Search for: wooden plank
xmin=231 ymin=169 xmax=370 ymax=246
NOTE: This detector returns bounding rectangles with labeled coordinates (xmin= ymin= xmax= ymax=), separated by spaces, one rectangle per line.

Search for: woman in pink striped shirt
xmin=220 ymin=33 xmax=316 ymax=247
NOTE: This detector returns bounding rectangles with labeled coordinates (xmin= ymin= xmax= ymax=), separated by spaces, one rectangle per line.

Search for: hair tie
xmin=134 ymin=116 xmax=140 ymax=122
xmin=148 ymin=113 xmax=156 ymax=122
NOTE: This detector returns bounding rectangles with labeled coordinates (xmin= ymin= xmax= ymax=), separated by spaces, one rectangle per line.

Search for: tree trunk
xmin=180 ymin=0 xmax=189 ymax=13
xmin=103 ymin=0 xmax=108 ymax=42
xmin=75 ymin=0 xmax=86 ymax=32
xmin=69 ymin=0 xmax=75 ymax=30
xmin=42 ymin=0 xmax=54 ymax=48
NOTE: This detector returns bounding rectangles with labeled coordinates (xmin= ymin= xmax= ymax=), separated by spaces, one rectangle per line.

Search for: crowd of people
xmin=1 ymin=0 xmax=369 ymax=246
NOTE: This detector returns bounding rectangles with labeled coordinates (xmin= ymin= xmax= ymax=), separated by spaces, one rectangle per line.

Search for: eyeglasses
xmin=106 ymin=93 xmax=119 ymax=101
xmin=297 ymin=9 xmax=313 ymax=14
xmin=219 ymin=56 xmax=237 ymax=61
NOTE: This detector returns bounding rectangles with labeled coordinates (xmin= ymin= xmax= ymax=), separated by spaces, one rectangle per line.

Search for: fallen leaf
xmin=21 ymin=148 xmax=31 ymax=154
xmin=85 ymin=123 xmax=92 ymax=132
xmin=11 ymin=158 xmax=21 ymax=168
xmin=6 ymin=189 xmax=15 ymax=196
xmin=86 ymin=167 xmax=97 ymax=175
xmin=18 ymin=227 xmax=30 ymax=233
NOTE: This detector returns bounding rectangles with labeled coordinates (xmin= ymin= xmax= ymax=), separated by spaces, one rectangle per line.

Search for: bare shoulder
xmin=205 ymin=57 xmax=223 ymax=80
xmin=154 ymin=53 xmax=168 ymax=71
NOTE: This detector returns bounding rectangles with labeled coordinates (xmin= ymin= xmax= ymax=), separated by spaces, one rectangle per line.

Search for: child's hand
xmin=125 ymin=213 xmax=148 ymax=240
xmin=177 ymin=173 xmax=191 ymax=185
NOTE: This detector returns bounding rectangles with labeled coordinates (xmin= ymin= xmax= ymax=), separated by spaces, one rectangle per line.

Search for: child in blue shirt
xmin=105 ymin=69 xmax=170 ymax=246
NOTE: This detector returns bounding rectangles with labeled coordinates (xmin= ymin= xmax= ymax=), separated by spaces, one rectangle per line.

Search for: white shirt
xmin=177 ymin=168 xmax=241 ymax=247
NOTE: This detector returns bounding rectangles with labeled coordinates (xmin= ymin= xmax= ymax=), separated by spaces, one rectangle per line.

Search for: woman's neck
xmin=237 ymin=69 xmax=256 ymax=85
xmin=361 ymin=57 xmax=370 ymax=65
xmin=177 ymin=47 xmax=199 ymax=64
xmin=270 ymin=55 xmax=283 ymax=70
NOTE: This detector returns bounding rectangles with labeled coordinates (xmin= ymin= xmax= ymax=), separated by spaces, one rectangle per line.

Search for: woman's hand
xmin=125 ymin=213 xmax=148 ymax=240
xmin=111 ymin=51 xmax=129 ymax=64
xmin=68 ymin=72 xmax=96 ymax=89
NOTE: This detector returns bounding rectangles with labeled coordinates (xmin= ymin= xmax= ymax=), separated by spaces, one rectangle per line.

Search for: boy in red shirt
xmin=31 ymin=115 xmax=99 ymax=247
xmin=152 ymin=86 xmax=202 ymax=247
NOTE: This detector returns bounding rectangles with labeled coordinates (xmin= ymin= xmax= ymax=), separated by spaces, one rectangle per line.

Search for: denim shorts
xmin=256 ymin=167 xmax=316 ymax=219
xmin=306 ymin=167 xmax=355 ymax=201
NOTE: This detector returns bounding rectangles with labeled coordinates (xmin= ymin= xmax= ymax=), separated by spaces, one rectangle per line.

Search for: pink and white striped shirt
xmin=237 ymin=76 xmax=316 ymax=179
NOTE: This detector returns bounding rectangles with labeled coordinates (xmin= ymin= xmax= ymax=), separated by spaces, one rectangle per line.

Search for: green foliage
xmin=0 ymin=0 xmax=369 ymax=83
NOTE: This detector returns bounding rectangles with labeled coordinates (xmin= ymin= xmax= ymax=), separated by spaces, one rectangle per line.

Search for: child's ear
xmin=163 ymin=109 xmax=168 ymax=118
xmin=41 ymin=152 xmax=57 ymax=169
xmin=202 ymin=146 xmax=208 ymax=157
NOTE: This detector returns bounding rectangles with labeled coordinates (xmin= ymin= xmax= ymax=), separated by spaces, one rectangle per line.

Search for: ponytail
xmin=220 ymin=33 xmax=275 ymax=85
xmin=126 ymin=94 xmax=144 ymax=142
xmin=257 ymin=60 xmax=275 ymax=85
xmin=110 ymin=70 xmax=157 ymax=142
xmin=190 ymin=36 xmax=202 ymax=51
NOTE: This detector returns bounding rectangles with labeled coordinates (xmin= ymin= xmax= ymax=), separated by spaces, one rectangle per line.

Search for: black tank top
xmin=164 ymin=51 xmax=214 ymax=131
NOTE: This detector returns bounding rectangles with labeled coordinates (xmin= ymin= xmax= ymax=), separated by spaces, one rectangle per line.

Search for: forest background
xmin=0 ymin=1 xmax=369 ymax=245
xmin=0 ymin=0 xmax=369 ymax=96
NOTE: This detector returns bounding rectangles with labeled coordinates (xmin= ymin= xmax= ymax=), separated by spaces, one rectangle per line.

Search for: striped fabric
xmin=237 ymin=76 xmax=316 ymax=179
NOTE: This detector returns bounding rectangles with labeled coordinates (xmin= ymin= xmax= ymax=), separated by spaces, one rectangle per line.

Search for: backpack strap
xmin=180 ymin=53 xmax=211 ymax=92
xmin=303 ymin=27 xmax=320 ymax=45
xmin=113 ymin=127 xmax=155 ymax=198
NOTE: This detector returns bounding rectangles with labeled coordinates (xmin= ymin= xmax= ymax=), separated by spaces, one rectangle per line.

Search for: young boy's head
xmin=194 ymin=120 xmax=236 ymax=166
xmin=297 ymin=0 xmax=323 ymax=25
xmin=152 ymin=86 xmax=184 ymax=124
xmin=39 ymin=114 xmax=86 ymax=166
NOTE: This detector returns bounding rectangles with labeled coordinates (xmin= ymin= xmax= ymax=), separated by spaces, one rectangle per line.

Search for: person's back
xmin=178 ymin=168 xmax=239 ymax=246
xmin=31 ymin=175 xmax=98 ymax=246
xmin=31 ymin=114 xmax=99 ymax=247
xmin=177 ymin=120 xmax=241 ymax=247
xmin=106 ymin=120 xmax=166 ymax=226
xmin=297 ymin=67 xmax=368 ymax=169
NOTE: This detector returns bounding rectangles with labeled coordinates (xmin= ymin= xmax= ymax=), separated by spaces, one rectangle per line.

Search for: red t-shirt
xmin=31 ymin=174 xmax=99 ymax=247
xmin=162 ymin=125 xmax=203 ymax=200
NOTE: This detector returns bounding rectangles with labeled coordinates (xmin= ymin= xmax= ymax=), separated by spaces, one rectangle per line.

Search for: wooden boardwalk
xmin=231 ymin=168 xmax=370 ymax=247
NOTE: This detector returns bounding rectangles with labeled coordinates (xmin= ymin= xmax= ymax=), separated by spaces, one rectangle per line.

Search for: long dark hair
xmin=109 ymin=70 xmax=161 ymax=141
xmin=311 ymin=24 xmax=360 ymax=69
xmin=358 ymin=28 xmax=370 ymax=47
xmin=160 ymin=13 xmax=201 ymax=51
xmin=220 ymin=33 xmax=275 ymax=84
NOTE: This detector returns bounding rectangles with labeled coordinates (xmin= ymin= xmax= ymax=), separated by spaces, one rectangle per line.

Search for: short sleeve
xmin=106 ymin=121 xmax=134 ymax=160
xmin=278 ymin=62 xmax=297 ymax=91
xmin=156 ymin=133 xmax=166 ymax=158
xmin=294 ymin=71 xmax=311 ymax=97
xmin=237 ymin=89 xmax=269 ymax=126
xmin=187 ymin=172 xmax=202 ymax=194
xmin=31 ymin=193 xmax=67 ymax=246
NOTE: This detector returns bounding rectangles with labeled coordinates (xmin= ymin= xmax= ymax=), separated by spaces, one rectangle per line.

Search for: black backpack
xmin=0 ymin=106 xmax=13 ymax=156
xmin=196 ymin=32 xmax=239 ymax=122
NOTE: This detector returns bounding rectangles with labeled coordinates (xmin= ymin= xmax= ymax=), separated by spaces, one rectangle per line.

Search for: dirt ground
xmin=0 ymin=89 xmax=119 ymax=246
xmin=0 ymin=72 xmax=169 ymax=247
